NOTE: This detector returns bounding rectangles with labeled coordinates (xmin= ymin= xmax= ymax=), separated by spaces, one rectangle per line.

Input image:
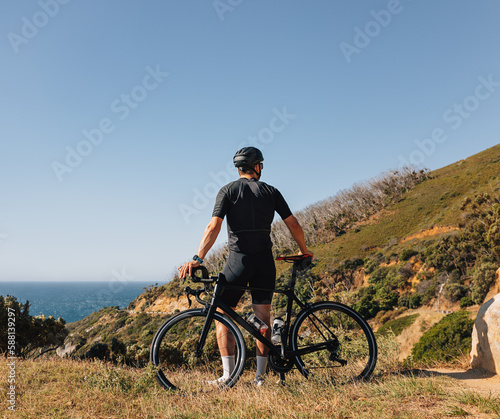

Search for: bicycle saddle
xmin=276 ymin=255 xmax=312 ymax=270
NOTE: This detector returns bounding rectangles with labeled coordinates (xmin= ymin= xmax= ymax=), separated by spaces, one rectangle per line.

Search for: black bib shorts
xmin=220 ymin=249 xmax=276 ymax=307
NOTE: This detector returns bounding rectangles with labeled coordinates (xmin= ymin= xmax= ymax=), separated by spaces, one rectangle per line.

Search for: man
xmin=178 ymin=146 xmax=313 ymax=385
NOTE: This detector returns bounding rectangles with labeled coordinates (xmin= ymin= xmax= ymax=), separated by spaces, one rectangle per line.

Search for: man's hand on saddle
xmin=178 ymin=260 xmax=200 ymax=280
xmin=298 ymin=250 xmax=314 ymax=259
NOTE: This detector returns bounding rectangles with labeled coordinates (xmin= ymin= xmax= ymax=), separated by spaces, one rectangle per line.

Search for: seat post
xmin=289 ymin=262 xmax=299 ymax=289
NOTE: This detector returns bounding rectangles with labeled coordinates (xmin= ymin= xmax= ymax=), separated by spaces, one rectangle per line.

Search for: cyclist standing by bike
xmin=178 ymin=146 xmax=313 ymax=385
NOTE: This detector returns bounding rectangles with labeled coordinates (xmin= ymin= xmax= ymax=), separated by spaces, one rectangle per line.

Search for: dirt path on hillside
xmin=420 ymin=368 xmax=500 ymax=395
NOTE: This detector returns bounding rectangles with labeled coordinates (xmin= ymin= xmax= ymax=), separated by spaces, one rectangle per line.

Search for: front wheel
xmin=290 ymin=302 xmax=377 ymax=384
xmin=150 ymin=309 xmax=246 ymax=392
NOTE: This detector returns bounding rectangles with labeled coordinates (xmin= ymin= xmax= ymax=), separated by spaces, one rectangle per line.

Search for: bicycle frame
xmin=193 ymin=260 xmax=337 ymax=372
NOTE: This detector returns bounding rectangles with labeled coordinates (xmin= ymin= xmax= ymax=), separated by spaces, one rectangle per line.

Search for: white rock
xmin=56 ymin=340 xmax=78 ymax=358
xmin=470 ymin=293 xmax=500 ymax=373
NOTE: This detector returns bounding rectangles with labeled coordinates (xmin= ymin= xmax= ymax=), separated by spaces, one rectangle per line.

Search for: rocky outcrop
xmin=470 ymin=292 xmax=500 ymax=374
xmin=56 ymin=340 xmax=79 ymax=358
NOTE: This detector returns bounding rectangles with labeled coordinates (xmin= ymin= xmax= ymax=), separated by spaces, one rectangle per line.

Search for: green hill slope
xmin=314 ymin=143 xmax=500 ymax=265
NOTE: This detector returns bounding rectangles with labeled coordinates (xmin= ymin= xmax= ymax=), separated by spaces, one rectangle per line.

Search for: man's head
xmin=233 ymin=147 xmax=264 ymax=179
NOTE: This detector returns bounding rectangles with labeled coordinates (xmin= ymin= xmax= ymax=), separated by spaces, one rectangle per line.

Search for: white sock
xmin=256 ymin=355 xmax=267 ymax=380
xmin=221 ymin=355 xmax=235 ymax=379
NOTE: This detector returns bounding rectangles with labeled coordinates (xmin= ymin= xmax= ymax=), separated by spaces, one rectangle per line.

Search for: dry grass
xmin=2 ymin=348 xmax=500 ymax=419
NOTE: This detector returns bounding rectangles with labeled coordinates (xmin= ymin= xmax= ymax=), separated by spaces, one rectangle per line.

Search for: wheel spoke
xmin=292 ymin=302 xmax=377 ymax=384
xmin=150 ymin=310 xmax=246 ymax=392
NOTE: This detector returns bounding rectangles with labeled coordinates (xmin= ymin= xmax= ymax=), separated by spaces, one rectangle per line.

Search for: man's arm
xmin=283 ymin=215 xmax=313 ymax=256
xmin=178 ymin=217 xmax=223 ymax=279
xmin=196 ymin=216 xmax=223 ymax=260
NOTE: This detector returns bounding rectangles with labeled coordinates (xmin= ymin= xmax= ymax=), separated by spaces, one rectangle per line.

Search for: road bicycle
xmin=150 ymin=255 xmax=377 ymax=392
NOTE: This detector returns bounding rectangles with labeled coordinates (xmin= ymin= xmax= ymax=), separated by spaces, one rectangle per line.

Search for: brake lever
xmin=184 ymin=286 xmax=192 ymax=308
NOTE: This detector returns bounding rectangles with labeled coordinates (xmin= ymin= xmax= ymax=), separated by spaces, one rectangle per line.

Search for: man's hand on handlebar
xmin=178 ymin=260 xmax=200 ymax=280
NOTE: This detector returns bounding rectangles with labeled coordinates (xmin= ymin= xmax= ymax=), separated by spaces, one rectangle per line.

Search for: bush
xmin=0 ymin=296 xmax=68 ymax=358
xmin=377 ymin=314 xmax=419 ymax=337
xmin=363 ymin=258 xmax=379 ymax=274
xmin=368 ymin=267 xmax=390 ymax=284
xmin=353 ymin=284 xmax=398 ymax=319
xmin=85 ymin=343 xmax=110 ymax=360
xmin=111 ymin=337 xmax=126 ymax=357
xmin=400 ymin=249 xmax=418 ymax=261
xmin=459 ymin=295 xmax=474 ymax=309
xmin=398 ymin=292 xmax=422 ymax=309
xmin=374 ymin=286 xmax=398 ymax=311
xmin=471 ymin=261 xmax=498 ymax=304
xmin=411 ymin=311 xmax=474 ymax=364
xmin=353 ymin=286 xmax=380 ymax=319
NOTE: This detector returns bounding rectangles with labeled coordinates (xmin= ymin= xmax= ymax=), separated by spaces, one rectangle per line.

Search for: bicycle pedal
xmin=329 ymin=354 xmax=347 ymax=366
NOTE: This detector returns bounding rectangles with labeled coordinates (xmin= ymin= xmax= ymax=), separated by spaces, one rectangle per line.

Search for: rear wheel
xmin=290 ymin=302 xmax=377 ymax=384
xmin=150 ymin=309 xmax=246 ymax=392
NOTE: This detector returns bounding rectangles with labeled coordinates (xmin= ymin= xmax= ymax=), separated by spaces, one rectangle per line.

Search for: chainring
xmin=267 ymin=347 xmax=295 ymax=373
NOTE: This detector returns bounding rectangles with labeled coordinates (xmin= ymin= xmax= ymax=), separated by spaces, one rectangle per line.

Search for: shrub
xmin=353 ymin=286 xmax=380 ymax=319
xmin=111 ymin=337 xmax=126 ymax=357
xmin=459 ymin=295 xmax=474 ymax=309
xmin=0 ymin=296 xmax=68 ymax=358
xmin=385 ymin=270 xmax=408 ymax=290
xmin=368 ymin=267 xmax=390 ymax=284
xmin=398 ymin=292 xmax=422 ymax=309
xmin=419 ymin=279 xmax=438 ymax=305
xmin=377 ymin=314 xmax=419 ymax=337
xmin=411 ymin=311 xmax=474 ymax=364
xmin=400 ymin=249 xmax=418 ymax=261
xmin=443 ymin=281 xmax=467 ymax=302
xmin=363 ymin=258 xmax=379 ymax=274
xmin=85 ymin=343 xmax=110 ymax=360
xmin=471 ymin=261 xmax=498 ymax=304
xmin=374 ymin=286 xmax=398 ymax=311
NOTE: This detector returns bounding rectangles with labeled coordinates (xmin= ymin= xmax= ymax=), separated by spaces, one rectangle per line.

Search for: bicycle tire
xmin=290 ymin=301 xmax=377 ymax=384
xmin=150 ymin=308 xmax=246 ymax=392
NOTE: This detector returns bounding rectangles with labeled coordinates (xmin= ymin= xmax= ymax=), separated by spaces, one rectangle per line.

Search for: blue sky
xmin=1 ymin=0 xmax=499 ymax=281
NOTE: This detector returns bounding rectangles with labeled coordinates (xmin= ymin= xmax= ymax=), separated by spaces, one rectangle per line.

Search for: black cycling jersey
xmin=212 ymin=177 xmax=292 ymax=254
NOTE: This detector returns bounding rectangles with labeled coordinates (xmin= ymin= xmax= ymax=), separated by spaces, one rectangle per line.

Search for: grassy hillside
xmin=313 ymin=143 xmax=500 ymax=265
xmin=63 ymin=144 xmax=500 ymax=364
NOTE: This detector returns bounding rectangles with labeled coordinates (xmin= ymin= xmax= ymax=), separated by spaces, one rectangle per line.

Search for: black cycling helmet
xmin=233 ymin=147 xmax=264 ymax=168
xmin=233 ymin=147 xmax=264 ymax=179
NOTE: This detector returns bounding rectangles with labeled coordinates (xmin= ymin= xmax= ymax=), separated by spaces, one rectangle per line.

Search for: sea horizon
xmin=0 ymin=280 xmax=159 ymax=323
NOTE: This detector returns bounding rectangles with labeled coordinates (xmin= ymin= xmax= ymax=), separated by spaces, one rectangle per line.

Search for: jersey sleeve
xmin=212 ymin=185 xmax=229 ymax=219
xmin=274 ymin=188 xmax=293 ymax=220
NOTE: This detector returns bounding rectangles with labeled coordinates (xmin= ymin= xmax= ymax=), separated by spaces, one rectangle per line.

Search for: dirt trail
xmin=422 ymin=368 xmax=500 ymax=395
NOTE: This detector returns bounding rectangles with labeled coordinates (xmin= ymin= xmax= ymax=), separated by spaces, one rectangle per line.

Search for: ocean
xmin=0 ymin=281 xmax=155 ymax=323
